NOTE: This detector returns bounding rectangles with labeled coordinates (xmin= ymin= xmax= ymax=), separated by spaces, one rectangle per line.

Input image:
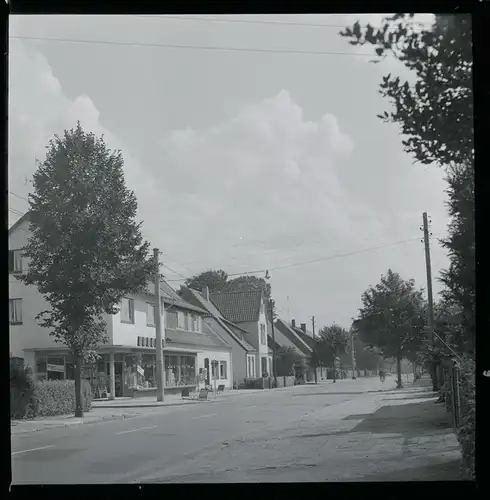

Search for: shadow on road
xmin=352 ymin=400 xmax=453 ymax=436
xmin=353 ymin=459 xmax=464 ymax=481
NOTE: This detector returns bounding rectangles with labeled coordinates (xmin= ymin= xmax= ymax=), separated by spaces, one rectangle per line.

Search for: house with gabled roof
xmin=180 ymin=286 xmax=258 ymax=386
xmin=210 ymin=289 xmax=273 ymax=379
xmin=9 ymin=212 xmax=232 ymax=398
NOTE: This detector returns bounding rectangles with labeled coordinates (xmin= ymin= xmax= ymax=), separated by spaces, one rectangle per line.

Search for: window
xmin=120 ymin=298 xmax=134 ymax=323
xmin=147 ymin=303 xmax=155 ymax=326
xmin=8 ymin=250 xmax=23 ymax=273
xmin=196 ymin=316 xmax=201 ymax=332
xmin=219 ymin=361 xmax=227 ymax=379
xmin=260 ymin=323 xmax=266 ymax=345
xmin=177 ymin=311 xmax=185 ymax=329
xmin=9 ymin=299 xmax=22 ymax=325
xmin=251 ymin=357 xmax=255 ymax=377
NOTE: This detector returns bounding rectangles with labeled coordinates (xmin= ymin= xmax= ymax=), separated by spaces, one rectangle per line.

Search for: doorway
xmin=106 ymin=361 xmax=124 ymax=397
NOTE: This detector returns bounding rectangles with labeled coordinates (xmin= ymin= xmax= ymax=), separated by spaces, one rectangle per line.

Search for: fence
xmin=441 ymin=363 xmax=462 ymax=429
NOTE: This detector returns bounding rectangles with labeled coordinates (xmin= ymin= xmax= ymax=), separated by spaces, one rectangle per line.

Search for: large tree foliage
xmin=314 ymin=324 xmax=350 ymax=383
xmin=182 ymin=269 xmax=271 ymax=297
xmin=183 ymin=269 xmax=229 ymax=294
xmin=354 ymin=269 xmax=426 ymax=388
xmin=439 ymin=163 xmax=475 ymax=353
xmin=276 ymin=346 xmax=304 ymax=377
xmin=341 ymin=14 xmax=474 ymax=357
xmin=341 ymin=14 xmax=472 ymax=167
xmin=17 ymin=123 xmax=154 ymax=416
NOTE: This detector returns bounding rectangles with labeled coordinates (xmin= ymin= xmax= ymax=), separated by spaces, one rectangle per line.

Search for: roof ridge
xmin=210 ymin=289 xmax=262 ymax=296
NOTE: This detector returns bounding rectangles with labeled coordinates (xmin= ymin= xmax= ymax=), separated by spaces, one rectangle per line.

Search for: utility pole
xmin=270 ymin=298 xmax=278 ymax=388
xmin=311 ymin=316 xmax=318 ymax=384
xmin=422 ymin=213 xmax=437 ymax=392
xmin=351 ymin=329 xmax=357 ymax=380
xmin=154 ymin=248 xmax=165 ymax=402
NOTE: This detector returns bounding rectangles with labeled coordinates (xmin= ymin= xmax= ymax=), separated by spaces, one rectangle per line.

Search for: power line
xmin=9 ymin=35 xmax=393 ymax=59
xmin=135 ymin=15 xmax=432 ymax=31
xmin=9 ymin=191 xmax=29 ymax=202
xmin=166 ymin=233 xmax=444 ymax=281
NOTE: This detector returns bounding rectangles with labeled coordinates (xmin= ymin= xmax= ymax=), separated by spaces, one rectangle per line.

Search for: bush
xmin=10 ymin=364 xmax=36 ymax=419
xmin=33 ymin=379 xmax=92 ymax=417
xmin=456 ymin=354 xmax=475 ymax=480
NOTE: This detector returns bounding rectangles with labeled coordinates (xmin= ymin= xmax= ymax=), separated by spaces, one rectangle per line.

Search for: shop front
xmin=32 ymin=348 xmax=198 ymax=399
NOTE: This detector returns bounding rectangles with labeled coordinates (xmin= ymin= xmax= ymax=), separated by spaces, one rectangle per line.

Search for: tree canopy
xmin=17 ymin=122 xmax=154 ymax=416
xmin=354 ymin=269 xmax=426 ymax=386
xmin=341 ymin=14 xmax=472 ymax=167
xmin=340 ymin=14 xmax=474 ymax=357
xmin=183 ymin=269 xmax=271 ymax=297
xmin=314 ymin=324 xmax=350 ymax=379
xmin=183 ymin=269 xmax=229 ymax=294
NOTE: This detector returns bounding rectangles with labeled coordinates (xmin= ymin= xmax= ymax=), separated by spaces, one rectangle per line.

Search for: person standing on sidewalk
xmin=379 ymin=368 xmax=386 ymax=383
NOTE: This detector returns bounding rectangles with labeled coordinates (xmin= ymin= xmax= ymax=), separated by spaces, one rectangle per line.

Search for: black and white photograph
xmin=8 ymin=12 xmax=475 ymax=485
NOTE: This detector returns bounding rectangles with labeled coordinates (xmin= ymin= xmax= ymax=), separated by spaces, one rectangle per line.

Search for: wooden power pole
xmin=154 ymin=248 xmax=165 ymax=402
xmin=422 ymin=213 xmax=437 ymax=392
xmin=270 ymin=299 xmax=278 ymax=388
xmin=311 ymin=316 xmax=318 ymax=384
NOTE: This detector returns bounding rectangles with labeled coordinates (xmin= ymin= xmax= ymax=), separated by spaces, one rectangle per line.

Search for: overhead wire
xmin=165 ymin=233 xmax=445 ymax=282
xmin=9 ymin=34 xmax=396 ymax=59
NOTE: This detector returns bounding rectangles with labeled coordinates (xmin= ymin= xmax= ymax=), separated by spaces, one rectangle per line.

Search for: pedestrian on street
xmin=379 ymin=368 xmax=386 ymax=383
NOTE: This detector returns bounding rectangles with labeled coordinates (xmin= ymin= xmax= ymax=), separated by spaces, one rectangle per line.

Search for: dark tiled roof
xmin=293 ymin=328 xmax=317 ymax=350
xmin=210 ymin=290 xmax=262 ymax=323
xmin=166 ymin=328 xmax=230 ymax=350
xmin=145 ymin=280 xmax=207 ymax=314
xmin=274 ymin=318 xmax=313 ymax=355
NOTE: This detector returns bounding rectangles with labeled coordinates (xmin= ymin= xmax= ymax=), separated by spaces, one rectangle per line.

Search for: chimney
xmin=300 ymin=323 xmax=306 ymax=333
xmin=202 ymin=286 xmax=210 ymax=301
xmin=291 ymin=319 xmax=296 ymax=328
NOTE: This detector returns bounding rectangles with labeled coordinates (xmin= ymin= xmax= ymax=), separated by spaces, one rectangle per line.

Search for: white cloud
xmin=9 ymin=40 xmax=450 ymax=329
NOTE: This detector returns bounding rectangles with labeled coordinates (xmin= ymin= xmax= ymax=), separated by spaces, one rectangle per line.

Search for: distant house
xmin=273 ymin=318 xmax=315 ymax=381
xmin=180 ymin=286 xmax=258 ymax=386
xmin=210 ymin=289 xmax=273 ymax=378
xmin=8 ymin=212 xmax=232 ymax=398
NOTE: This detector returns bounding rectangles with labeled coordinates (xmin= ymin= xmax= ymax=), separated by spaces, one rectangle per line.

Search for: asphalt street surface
xmin=11 ymin=376 xmax=461 ymax=484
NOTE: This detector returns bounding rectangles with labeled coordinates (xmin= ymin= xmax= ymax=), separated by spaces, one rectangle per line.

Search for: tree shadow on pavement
xmin=352 ymin=459 xmax=464 ymax=481
xmin=352 ymin=400 xmax=452 ymax=436
xmin=381 ymin=392 xmax=439 ymax=402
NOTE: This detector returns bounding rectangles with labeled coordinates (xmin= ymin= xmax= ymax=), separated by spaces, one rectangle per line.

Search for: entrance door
xmin=204 ymin=358 xmax=210 ymax=385
xmin=261 ymin=357 xmax=267 ymax=377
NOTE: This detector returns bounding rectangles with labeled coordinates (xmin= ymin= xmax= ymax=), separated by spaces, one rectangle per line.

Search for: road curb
xmin=91 ymin=400 xmax=213 ymax=409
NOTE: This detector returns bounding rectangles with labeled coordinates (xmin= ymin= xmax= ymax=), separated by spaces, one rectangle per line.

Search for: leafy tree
xmin=354 ymin=269 xmax=426 ymax=388
xmin=341 ymin=14 xmax=472 ymax=167
xmin=276 ymin=346 xmax=304 ymax=377
xmin=17 ymin=123 xmax=154 ymax=417
xmin=315 ymin=324 xmax=350 ymax=383
xmin=340 ymin=14 xmax=474 ymax=357
xmin=439 ymin=163 xmax=475 ymax=354
xmin=183 ymin=269 xmax=229 ymax=294
xmin=225 ymin=275 xmax=271 ymax=298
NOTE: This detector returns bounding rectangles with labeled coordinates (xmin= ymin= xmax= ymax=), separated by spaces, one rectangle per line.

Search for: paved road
xmin=11 ymin=376 xmax=461 ymax=484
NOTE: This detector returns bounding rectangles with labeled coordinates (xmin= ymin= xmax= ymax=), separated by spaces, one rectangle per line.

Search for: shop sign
xmin=137 ymin=365 xmax=144 ymax=376
xmin=47 ymin=363 xmax=65 ymax=373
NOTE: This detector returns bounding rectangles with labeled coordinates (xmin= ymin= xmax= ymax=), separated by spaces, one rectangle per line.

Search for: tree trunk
xmin=332 ymin=354 xmax=336 ymax=383
xmin=74 ymin=354 xmax=84 ymax=417
xmin=396 ymin=355 xmax=403 ymax=389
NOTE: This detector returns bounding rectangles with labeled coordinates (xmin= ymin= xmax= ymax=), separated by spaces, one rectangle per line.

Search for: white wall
xmin=9 ymin=220 xmax=60 ymax=358
xmin=110 ymin=292 xmax=163 ymax=346
xmin=196 ymin=349 xmax=233 ymax=389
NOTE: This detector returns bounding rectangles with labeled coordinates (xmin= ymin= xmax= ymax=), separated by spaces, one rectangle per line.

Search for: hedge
xmin=10 ymin=364 xmax=36 ymax=419
xmin=33 ymin=379 xmax=92 ymax=417
xmin=10 ymin=367 xmax=93 ymax=419
xmin=456 ymin=355 xmax=475 ymax=480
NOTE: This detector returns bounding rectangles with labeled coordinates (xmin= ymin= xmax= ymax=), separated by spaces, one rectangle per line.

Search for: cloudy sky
xmin=8 ymin=14 xmax=451 ymax=329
